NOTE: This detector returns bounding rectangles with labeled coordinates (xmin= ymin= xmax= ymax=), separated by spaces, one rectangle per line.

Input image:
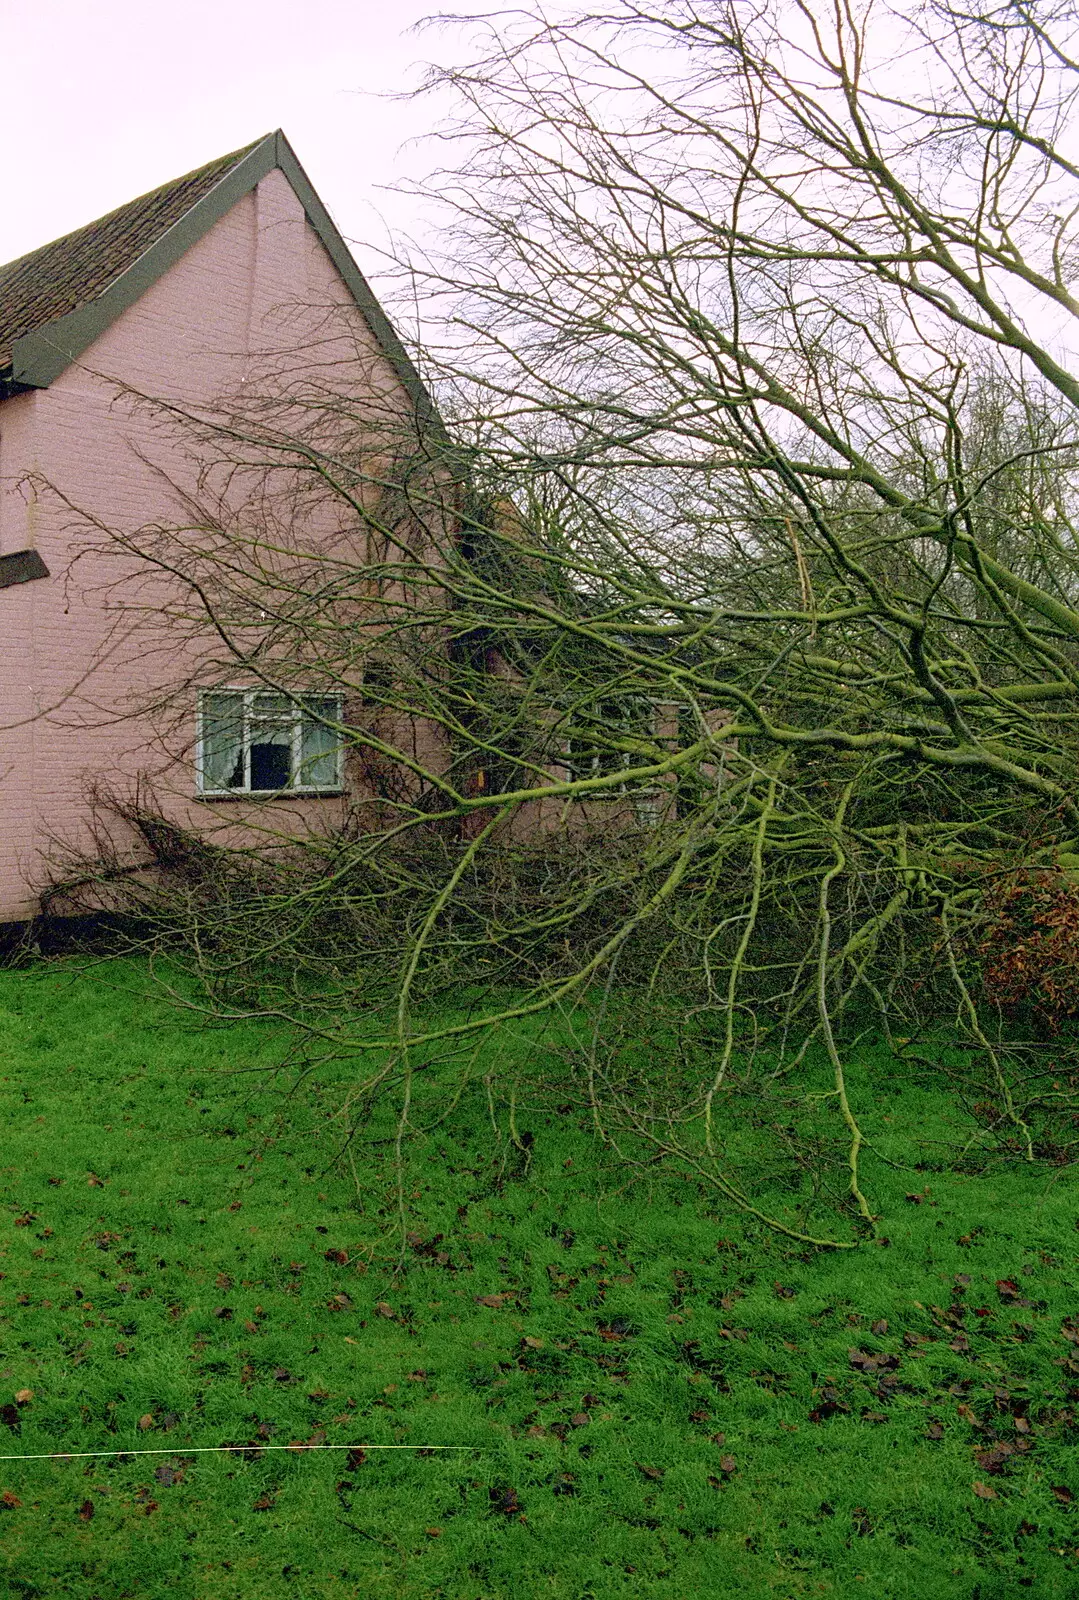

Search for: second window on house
xmin=198 ymin=691 xmax=343 ymax=795
xmin=563 ymin=696 xmax=657 ymax=786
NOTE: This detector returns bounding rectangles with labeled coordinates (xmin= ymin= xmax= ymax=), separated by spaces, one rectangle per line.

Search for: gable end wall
xmin=0 ymin=169 xmax=416 ymax=921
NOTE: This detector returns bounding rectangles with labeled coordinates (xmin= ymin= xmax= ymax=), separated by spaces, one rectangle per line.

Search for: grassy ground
xmin=0 ymin=961 xmax=1076 ymax=1599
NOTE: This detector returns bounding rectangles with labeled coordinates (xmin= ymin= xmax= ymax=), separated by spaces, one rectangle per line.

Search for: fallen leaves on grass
xmin=154 ymin=1461 xmax=187 ymax=1488
xmin=252 ymin=1491 xmax=277 ymax=1511
xmin=77 ymin=1499 xmax=95 ymax=1521
xmin=324 ymin=1248 xmax=349 ymax=1265
xmin=596 ymin=1317 xmax=636 ymax=1341
xmin=374 ymin=1302 xmax=395 ymax=1319
xmin=1051 ymin=1485 xmax=1074 ymax=1504
xmin=220 ymin=1438 xmax=264 ymax=1462
xmin=974 ymin=1443 xmax=1016 ymax=1474
xmin=996 ymin=1279 xmax=1035 ymax=1308
xmin=972 ymin=1481 xmax=998 ymax=1500
xmin=13 ymin=1390 xmax=33 ymax=1406
xmin=808 ymin=1387 xmax=849 ymax=1423
xmin=407 ymin=1232 xmax=454 ymax=1268
xmin=288 ymin=1427 xmax=327 ymax=1453
xmin=137 ymin=1414 xmax=154 ymax=1431
xmin=848 ymin=1348 xmax=899 ymax=1374
xmin=635 ymin=1463 xmax=664 ymax=1481
xmin=489 ymin=1484 xmax=522 ymax=1516
xmin=0 ymin=1491 xmax=20 ymax=1509
xmin=475 ymin=1294 xmax=509 ymax=1309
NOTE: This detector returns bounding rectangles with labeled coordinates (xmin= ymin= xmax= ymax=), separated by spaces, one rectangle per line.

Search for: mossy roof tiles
xmin=0 ymin=141 xmax=260 ymax=372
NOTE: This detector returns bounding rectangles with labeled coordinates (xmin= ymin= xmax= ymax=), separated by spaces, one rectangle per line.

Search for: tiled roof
xmin=0 ymin=140 xmax=262 ymax=372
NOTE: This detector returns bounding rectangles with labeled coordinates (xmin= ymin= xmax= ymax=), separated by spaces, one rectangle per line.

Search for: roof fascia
xmin=9 ymin=131 xmax=444 ymax=441
xmin=10 ymin=134 xmax=280 ymax=391
xmin=271 ymin=132 xmax=443 ymax=437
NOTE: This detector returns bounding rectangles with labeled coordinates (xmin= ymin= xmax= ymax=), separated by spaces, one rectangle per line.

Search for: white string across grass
xmin=0 ymin=1442 xmax=474 ymax=1463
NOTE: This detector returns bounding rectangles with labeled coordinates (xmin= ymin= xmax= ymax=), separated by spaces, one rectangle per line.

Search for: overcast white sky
xmin=0 ymin=0 xmax=456 ymax=285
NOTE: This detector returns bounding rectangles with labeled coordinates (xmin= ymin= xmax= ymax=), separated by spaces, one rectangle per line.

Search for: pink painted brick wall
xmin=0 ymin=169 xmax=422 ymax=921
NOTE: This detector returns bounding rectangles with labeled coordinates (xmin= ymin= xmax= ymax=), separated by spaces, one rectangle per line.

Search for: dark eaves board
xmin=0 ymin=131 xmax=441 ymax=436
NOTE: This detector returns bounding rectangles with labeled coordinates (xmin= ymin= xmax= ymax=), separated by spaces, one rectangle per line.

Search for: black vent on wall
xmin=0 ymin=549 xmax=49 ymax=589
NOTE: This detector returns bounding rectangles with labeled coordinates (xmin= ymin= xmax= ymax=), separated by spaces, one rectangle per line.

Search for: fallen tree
xmin=38 ymin=0 xmax=1079 ymax=1243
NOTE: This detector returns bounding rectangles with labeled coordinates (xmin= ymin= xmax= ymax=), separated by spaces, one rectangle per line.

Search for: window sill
xmin=564 ymin=788 xmax=662 ymax=800
xmin=196 ymin=788 xmax=345 ymax=802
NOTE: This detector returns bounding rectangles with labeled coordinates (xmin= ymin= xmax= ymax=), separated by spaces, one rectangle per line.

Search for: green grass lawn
xmin=0 ymin=961 xmax=1076 ymax=1598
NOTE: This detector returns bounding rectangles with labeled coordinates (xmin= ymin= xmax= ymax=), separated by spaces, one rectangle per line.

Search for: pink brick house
xmin=0 ymin=131 xmax=443 ymax=925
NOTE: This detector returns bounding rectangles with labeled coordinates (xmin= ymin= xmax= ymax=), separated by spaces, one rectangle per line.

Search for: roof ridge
xmin=0 ymin=131 xmax=442 ymax=436
xmin=0 ymin=137 xmax=276 ymax=375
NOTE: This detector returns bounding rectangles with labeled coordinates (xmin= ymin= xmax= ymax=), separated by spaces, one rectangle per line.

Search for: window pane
xmin=202 ymin=693 xmax=245 ymax=790
xmin=251 ymin=693 xmax=291 ymax=719
xmin=298 ymin=698 xmax=340 ymax=789
xmin=249 ymin=717 xmax=292 ymax=790
xmin=564 ymin=696 xmax=655 ymax=787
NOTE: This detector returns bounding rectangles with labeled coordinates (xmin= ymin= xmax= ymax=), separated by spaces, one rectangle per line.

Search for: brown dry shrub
xmin=979 ymin=868 xmax=1079 ymax=1031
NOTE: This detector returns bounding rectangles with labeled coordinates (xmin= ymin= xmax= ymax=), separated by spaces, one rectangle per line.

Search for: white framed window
xmin=196 ymin=690 xmax=344 ymax=796
xmin=563 ymin=696 xmax=663 ymax=823
xmin=563 ymin=696 xmax=655 ymax=781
